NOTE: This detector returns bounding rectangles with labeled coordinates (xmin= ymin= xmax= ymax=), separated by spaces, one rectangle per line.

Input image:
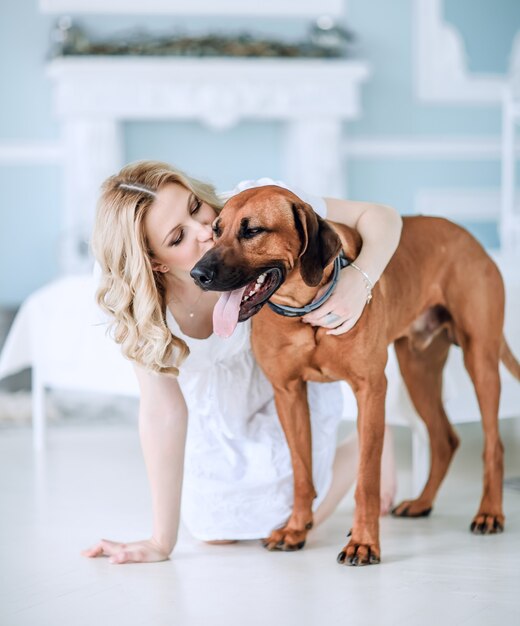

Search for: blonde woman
xmin=82 ymin=161 xmax=401 ymax=565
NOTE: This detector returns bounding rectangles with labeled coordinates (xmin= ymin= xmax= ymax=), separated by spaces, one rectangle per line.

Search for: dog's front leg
xmin=337 ymin=374 xmax=387 ymax=566
xmin=263 ymin=379 xmax=315 ymax=551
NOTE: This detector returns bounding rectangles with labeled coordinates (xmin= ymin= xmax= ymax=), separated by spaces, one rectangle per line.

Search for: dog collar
xmin=267 ymin=251 xmax=351 ymax=318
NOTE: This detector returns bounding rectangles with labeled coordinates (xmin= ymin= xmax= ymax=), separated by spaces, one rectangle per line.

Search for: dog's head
xmin=190 ymin=185 xmax=342 ymax=337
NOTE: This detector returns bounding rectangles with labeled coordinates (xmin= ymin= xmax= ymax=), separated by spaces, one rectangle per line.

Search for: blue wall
xmin=0 ymin=0 xmax=518 ymax=306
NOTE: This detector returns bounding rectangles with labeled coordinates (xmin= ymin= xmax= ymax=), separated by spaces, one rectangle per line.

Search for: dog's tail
xmin=501 ymin=337 xmax=520 ymax=381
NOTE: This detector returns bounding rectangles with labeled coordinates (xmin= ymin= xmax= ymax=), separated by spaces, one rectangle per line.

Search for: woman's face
xmin=144 ymin=182 xmax=217 ymax=278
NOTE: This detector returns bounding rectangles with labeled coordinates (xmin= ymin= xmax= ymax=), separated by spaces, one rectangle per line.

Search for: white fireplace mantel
xmin=47 ymin=56 xmax=370 ymax=273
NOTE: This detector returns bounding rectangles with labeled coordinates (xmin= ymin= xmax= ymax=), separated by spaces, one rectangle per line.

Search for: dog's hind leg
xmin=449 ymin=256 xmax=505 ymax=534
xmin=460 ymin=335 xmax=505 ymax=534
xmin=392 ymin=332 xmax=460 ymax=517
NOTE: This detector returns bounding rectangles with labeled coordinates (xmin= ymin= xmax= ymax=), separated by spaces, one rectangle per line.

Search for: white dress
xmin=172 ymin=178 xmax=344 ymax=541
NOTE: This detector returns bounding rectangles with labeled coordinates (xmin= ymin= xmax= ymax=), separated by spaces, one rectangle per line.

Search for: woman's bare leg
xmin=203 ymin=426 xmax=397 ymax=542
xmin=313 ymin=430 xmax=359 ymax=526
xmin=313 ymin=425 xmax=397 ymax=527
xmin=379 ymin=425 xmax=397 ymax=515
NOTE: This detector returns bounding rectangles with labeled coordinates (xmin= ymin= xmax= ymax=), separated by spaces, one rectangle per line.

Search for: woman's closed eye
xmin=168 ymin=198 xmax=202 ymax=246
xmin=191 ymin=198 xmax=202 ymax=214
xmin=169 ymin=229 xmax=184 ymax=246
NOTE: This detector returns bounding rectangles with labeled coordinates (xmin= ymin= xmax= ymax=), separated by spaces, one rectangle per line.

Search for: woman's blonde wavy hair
xmin=91 ymin=160 xmax=224 ymax=377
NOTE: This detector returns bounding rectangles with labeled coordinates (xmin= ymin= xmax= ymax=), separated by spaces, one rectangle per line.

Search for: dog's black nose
xmin=190 ymin=265 xmax=215 ymax=287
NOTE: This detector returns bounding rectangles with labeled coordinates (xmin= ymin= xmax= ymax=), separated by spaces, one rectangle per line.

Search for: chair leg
xmin=32 ymin=366 xmax=46 ymax=450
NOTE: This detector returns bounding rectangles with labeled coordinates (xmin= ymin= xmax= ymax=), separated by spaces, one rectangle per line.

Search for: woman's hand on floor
xmin=81 ymin=537 xmax=171 ymax=564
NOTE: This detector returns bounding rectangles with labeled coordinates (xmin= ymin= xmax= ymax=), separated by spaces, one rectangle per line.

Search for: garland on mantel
xmin=49 ymin=16 xmax=357 ymax=59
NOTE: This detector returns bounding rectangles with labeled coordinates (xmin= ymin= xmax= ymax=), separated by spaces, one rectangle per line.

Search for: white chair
xmin=0 ymin=274 xmax=139 ymax=449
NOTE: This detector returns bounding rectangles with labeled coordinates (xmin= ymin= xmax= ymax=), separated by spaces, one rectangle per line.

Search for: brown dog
xmin=190 ymin=185 xmax=520 ymax=566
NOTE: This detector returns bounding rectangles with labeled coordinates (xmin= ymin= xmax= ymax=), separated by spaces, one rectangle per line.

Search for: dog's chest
xmin=300 ymin=336 xmax=343 ymax=383
xmin=301 ymin=364 xmax=336 ymax=383
xmin=299 ymin=329 xmax=366 ymax=383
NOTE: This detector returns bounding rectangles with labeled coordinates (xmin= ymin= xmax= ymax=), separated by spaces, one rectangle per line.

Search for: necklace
xmin=168 ymin=288 xmax=204 ymax=319
xmin=187 ymin=292 xmax=203 ymax=318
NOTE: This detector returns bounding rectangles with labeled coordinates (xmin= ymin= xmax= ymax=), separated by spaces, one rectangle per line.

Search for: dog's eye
xmin=212 ymin=223 xmax=222 ymax=238
xmin=243 ymin=228 xmax=264 ymax=239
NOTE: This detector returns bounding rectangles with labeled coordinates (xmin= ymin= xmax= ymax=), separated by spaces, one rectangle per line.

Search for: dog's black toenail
xmin=337 ymin=551 xmax=346 ymax=564
xmin=282 ymin=540 xmax=305 ymax=552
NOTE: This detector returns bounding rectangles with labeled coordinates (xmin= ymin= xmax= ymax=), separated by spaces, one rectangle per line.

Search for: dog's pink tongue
xmin=213 ymin=286 xmax=248 ymax=338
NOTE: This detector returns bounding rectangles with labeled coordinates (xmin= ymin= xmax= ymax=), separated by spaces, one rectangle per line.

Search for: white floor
xmin=1 ymin=419 xmax=520 ymax=626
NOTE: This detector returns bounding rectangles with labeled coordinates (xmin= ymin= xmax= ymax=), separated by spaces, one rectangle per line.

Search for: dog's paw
xmin=337 ymin=539 xmax=380 ymax=566
xmin=262 ymin=525 xmax=310 ymax=552
xmin=470 ymin=513 xmax=505 ymax=535
xmin=391 ymin=498 xmax=433 ymax=518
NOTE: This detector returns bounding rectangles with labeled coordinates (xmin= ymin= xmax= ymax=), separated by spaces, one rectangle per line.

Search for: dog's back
xmin=334 ymin=215 xmax=505 ymax=349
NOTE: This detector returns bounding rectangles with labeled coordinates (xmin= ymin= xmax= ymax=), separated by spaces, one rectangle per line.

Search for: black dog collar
xmin=267 ymin=251 xmax=351 ymax=318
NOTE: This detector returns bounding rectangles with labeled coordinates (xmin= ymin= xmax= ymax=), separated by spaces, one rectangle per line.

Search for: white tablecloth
xmin=0 ymin=274 xmax=138 ymax=397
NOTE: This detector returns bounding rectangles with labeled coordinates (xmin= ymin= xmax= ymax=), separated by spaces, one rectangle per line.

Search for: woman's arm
xmin=325 ymin=198 xmax=403 ymax=284
xmin=137 ymin=364 xmax=188 ymax=555
xmin=82 ymin=363 xmax=187 ymax=564
xmin=302 ymin=199 xmax=403 ymax=335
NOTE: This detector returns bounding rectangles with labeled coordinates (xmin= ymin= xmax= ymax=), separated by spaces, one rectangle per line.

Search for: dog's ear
xmin=292 ymin=202 xmax=342 ymax=287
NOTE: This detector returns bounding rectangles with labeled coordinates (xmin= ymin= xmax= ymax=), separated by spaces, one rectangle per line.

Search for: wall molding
xmin=344 ymin=136 xmax=520 ymax=160
xmin=415 ymin=188 xmax=500 ymax=222
xmin=0 ymin=137 xmax=515 ymax=165
xmin=0 ymin=142 xmax=63 ymax=165
xmin=413 ymin=0 xmax=519 ymax=104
